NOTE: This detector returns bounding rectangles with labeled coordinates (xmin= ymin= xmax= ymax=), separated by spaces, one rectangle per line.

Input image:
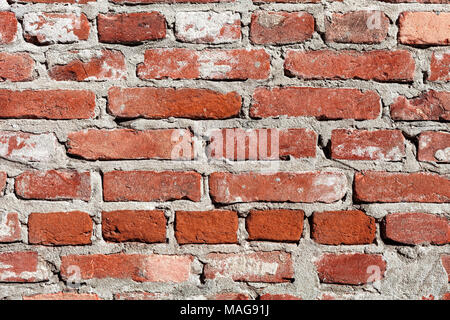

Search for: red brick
xmin=442 ymin=293 xmax=450 ymax=300
xmin=207 ymin=128 xmax=316 ymax=160
xmin=23 ymin=293 xmax=100 ymax=300
xmin=108 ymin=87 xmax=241 ymax=120
xmin=0 ymin=90 xmax=95 ymax=119
xmin=429 ymin=53 xmax=450 ymax=82
xmin=28 ymin=211 xmax=92 ymax=245
xmin=246 ymin=209 xmax=304 ymax=242
xmin=67 ymin=129 xmax=194 ymax=160
xmin=316 ymin=253 xmax=386 ymax=285
xmin=442 ymin=255 xmax=450 ymax=282
xmin=250 ymin=11 xmax=314 ymax=44
xmin=259 ymin=294 xmax=301 ymax=300
xmin=15 ymin=170 xmax=91 ymax=201
xmin=311 ymin=210 xmax=376 ymax=245
xmin=0 ymin=171 xmax=6 ymax=193
xmin=0 ymin=53 xmax=34 ymax=82
xmin=137 ymin=49 xmax=270 ymax=80
xmin=204 ymin=251 xmax=293 ymax=283
xmin=354 ymin=171 xmax=450 ymax=203
xmin=60 ymin=254 xmax=193 ymax=283
xmin=48 ymin=50 xmax=126 ymax=81
xmin=211 ymin=293 xmax=250 ymax=300
xmin=331 ymin=129 xmax=406 ymax=161
xmin=0 ymin=213 xmax=21 ymax=243
xmin=285 ymin=50 xmax=415 ymax=82
xmin=102 ymin=210 xmax=166 ymax=243
xmin=103 ymin=171 xmax=202 ymax=202
xmin=382 ymin=212 xmax=449 ymax=245
xmin=390 ymin=90 xmax=450 ymax=121
xmin=175 ymin=12 xmax=240 ymax=44
xmin=175 ymin=210 xmax=238 ymax=244
xmin=209 ymin=171 xmax=347 ymax=204
xmin=251 ymin=87 xmax=380 ymax=120
xmin=0 ymin=12 xmax=17 ymax=44
xmin=23 ymin=13 xmax=90 ymax=44
xmin=418 ymin=131 xmax=450 ymax=162
xmin=325 ymin=11 xmax=389 ymax=44
xmin=398 ymin=12 xmax=450 ymax=45
xmin=0 ymin=132 xmax=58 ymax=163
xmin=98 ymin=12 xmax=166 ymax=44
xmin=0 ymin=251 xmax=41 ymax=282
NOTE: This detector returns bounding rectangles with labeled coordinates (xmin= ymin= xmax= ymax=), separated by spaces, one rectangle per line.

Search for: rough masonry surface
xmin=0 ymin=0 xmax=448 ymax=300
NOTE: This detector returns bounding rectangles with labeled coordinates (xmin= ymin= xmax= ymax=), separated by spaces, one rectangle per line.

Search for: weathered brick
xmin=0 ymin=11 xmax=17 ymax=44
xmin=0 ymin=90 xmax=96 ymax=119
xmin=0 ymin=132 xmax=58 ymax=163
xmin=251 ymin=87 xmax=380 ymax=120
xmin=102 ymin=210 xmax=166 ymax=243
xmin=390 ymin=90 xmax=450 ymax=121
xmin=354 ymin=171 xmax=450 ymax=203
xmin=0 ymin=212 xmax=21 ymax=243
xmin=0 ymin=251 xmax=44 ymax=282
xmin=23 ymin=13 xmax=90 ymax=44
xmin=108 ymin=87 xmax=241 ymax=120
xmin=398 ymin=12 xmax=450 ymax=45
xmin=285 ymin=50 xmax=415 ymax=82
xmin=175 ymin=12 xmax=240 ymax=44
xmin=211 ymin=293 xmax=250 ymax=300
xmin=209 ymin=171 xmax=347 ymax=203
xmin=15 ymin=170 xmax=91 ymax=201
xmin=246 ymin=209 xmax=304 ymax=242
xmin=0 ymin=53 xmax=34 ymax=82
xmin=175 ymin=210 xmax=238 ymax=244
xmin=259 ymin=294 xmax=302 ymax=300
xmin=418 ymin=131 xmax=450 ymax=162
xmin=28 ymin=211 xmax=93 ymax=245
xmin=0 ymin=171 xmax=6 ymax=194
xmin=250 ymin=11 xmax=314 ymax=44
xmin=331 ymin=129 xmax=406 ymax=161
xmin=23 ymin=293 xmax=100 ymax=300
xmin=103 ymin=171 xmax=202 ymax=202
xmin=204 ymin=251 xmax=293 ymax=283
xmin=311 ymin=210 xmax=376 ymax=245
xmin=48 ymin=50 xmax=126 ymax=81
xmin=137 ymin=49 xmax=270 ymax=80
xmin=382 ymin=212 xmax=449 ymax=245
xmin=316 ymin=253 xmax=386 ymax=285
xmin=60 ymin=254 xmax=193 ymax=282
xmin=207 ymin=128 xmax=317 ymax=160
xmin=98 ymin=12 xmax=166 ymax=44
xmin=429 ymin=52 xmax=450 ymax=82
xmin=325 ymin=11 xmax=389 ymax=44
xmin=67 ymin=129 xmax=194 ymax=160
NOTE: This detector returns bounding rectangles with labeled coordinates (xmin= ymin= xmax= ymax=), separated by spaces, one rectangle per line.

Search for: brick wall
xmin=0 ymin=0 xmax=449 ymax=300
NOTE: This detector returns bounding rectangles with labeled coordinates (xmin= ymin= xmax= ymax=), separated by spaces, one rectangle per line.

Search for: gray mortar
xmin=0 ymin=0 xmax=448 ymax=300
